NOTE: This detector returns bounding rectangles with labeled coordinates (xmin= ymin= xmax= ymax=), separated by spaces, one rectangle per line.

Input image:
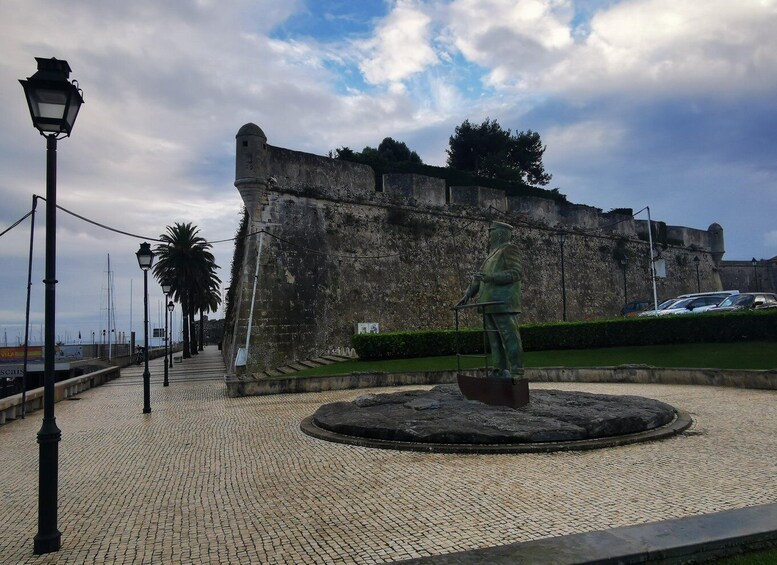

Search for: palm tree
xmin=152 ymin=223 xmax=219 ymax=359
xmin=194 ymin=275 xmax=222 ymax=350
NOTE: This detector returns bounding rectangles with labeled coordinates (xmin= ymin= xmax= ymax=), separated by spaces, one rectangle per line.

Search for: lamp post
xmin=619 ymin=256 xmax=629 ymax=305
xmin=20 ymin=57 xmax=84 ymax=555
xmin=161 ymin=281 xmax=172 ymax=386
xmin=693 ymin=256 xmax=701 ymax=293
xmin=136 ymin=243 xmax=155 ymax=413
xmin=752 ymin=258 xmax=759 ymax=291
xmin=557 ymin=232 xmax=567 ymax=321
xmin=168 ymin=301 xmax=175 ymax=369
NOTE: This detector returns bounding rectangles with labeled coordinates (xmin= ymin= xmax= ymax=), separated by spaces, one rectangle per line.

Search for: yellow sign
xmin=0 ymin=346 xmax=43 ymax=363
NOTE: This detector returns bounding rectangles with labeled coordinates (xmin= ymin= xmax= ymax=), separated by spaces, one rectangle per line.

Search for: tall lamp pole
xmin=693 ymin=256 xmax=701 ymax=293
xmin=167 ymin=301 xmax=175 ymax=369
xmin=169 ymin=301 xmax=175 ymax=368
xmin=752 ymin=258 xmax=759 ymax=291
xmin=619 ymin=257 xmax=629 ymax=305
xmin=20 ymin=57 xmax=84 ymax=555
xmin=136 ymin=243 xmax=155 ymax=413
xmin=161 ymin=281 xmax=172 ymax=386
xmin=557 ymin=232 xmax=567 ymax=321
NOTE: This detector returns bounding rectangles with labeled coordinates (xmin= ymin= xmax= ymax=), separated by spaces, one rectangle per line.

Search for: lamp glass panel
xmin=30 ymin=87 xmax=69 ymax=119
xmin=64 ymin=90 xmax=83 ymax=129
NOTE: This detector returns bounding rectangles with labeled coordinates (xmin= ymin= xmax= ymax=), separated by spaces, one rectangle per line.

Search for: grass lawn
xmin=714 ymin=547 xmax=777 ymax=564
xmin=286 ymin=341 xmax=777 ymax=377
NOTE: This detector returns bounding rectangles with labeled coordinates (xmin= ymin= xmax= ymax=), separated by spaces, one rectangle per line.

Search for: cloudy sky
xmin=1 ymin=0 xmax=776 ymax=345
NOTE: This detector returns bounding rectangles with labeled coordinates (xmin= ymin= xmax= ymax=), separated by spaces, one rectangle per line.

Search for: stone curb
xmin=393 ymin=503 xmax=777 ymax=564
xmin=226 ymin=366 xmax=777 ymax=397
xmin=300 ymin=409 xmax=693 ymax=454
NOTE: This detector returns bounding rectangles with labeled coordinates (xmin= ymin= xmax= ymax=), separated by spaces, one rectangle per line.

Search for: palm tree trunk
xmin=198 ymin=309 xmax=205 ymax=351
xmin=181 ymin=295 xmax=191 ymax=359
xmin=189 ymin=296 xmax=198 ymax=356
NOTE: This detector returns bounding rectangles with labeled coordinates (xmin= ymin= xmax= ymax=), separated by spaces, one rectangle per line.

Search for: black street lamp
xmin=20 ymin=57 xmax=84 ymax=555
xmin=752 ymin=258 xmax=760 ymax=291
xmin=168 ymin=301 xmax=175 ymax=369
xmin=619 ymin=256 xmax=629 ymax=305
xmin=693 ymin=256 xmax=701 ymax=293
xmin=557 ymin=232 xmax=567 ymax=321
xmin=136 ymin=243 xmax=155 ymax=413
xmin=161 ymin=281 xmax=172 ymax=386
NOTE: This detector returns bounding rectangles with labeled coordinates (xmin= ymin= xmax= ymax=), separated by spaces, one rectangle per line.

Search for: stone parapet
xmin=224 ymin=366 xmax=777 ymax=397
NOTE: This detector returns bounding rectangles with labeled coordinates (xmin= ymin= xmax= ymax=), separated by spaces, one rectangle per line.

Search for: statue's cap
xmin=488 ymin=221 xmax=513 ymax=231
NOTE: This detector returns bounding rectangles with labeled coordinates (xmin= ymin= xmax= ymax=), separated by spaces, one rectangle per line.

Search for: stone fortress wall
xmin=223 ymin=123 xmax=726 ymax=375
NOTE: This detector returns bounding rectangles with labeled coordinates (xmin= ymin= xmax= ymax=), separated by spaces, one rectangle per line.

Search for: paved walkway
xmin=1 ymin=346 xmax=777 ymax=564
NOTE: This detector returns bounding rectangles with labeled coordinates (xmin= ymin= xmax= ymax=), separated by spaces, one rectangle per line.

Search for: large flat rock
xmin=312 ymin=385 xmax=676 ymax=444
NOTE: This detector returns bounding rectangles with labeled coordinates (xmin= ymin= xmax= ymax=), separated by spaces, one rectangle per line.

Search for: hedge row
xmin=351 ymin=310 xmax=777 ymax=360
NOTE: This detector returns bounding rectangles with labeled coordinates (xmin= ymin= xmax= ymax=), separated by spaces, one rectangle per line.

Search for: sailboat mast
xmin=107 ymin=254 xmax=112 ymax=360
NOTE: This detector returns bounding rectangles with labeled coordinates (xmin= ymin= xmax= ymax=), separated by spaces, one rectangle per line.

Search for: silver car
xmin=709 ymin=293 xmax=777 ymax=312
xmin=659 ymin=295 xmax=728 ymax=316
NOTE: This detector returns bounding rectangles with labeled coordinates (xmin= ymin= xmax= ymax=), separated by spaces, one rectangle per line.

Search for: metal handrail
xmin=452 ymin=301 xmax=505 ymax=374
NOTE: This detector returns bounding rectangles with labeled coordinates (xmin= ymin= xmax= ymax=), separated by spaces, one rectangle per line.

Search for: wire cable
xmin=0 ymin=211 xmax=33 ymax=238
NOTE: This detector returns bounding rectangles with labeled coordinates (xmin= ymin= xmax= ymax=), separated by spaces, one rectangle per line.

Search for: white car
xmin=676 ymin=290 xmax=739 ymax=300
xmin=659 ymin=295 xmax=727 ymax=316
xmin=637 ymin=298 xmax=683 ymax=317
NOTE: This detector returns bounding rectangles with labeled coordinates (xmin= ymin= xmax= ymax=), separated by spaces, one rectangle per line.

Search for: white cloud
xmin=533 ymin=0 xmax=777 ymax=99
xmin=357 ymin=0 xmax=439 ymax=85
xmin=544 ymin=119 xmax=626 ymax=162
xmin=447 ymin=0 xmax=574 ymax=86
xmin=765 ymin=230 xmax=777 ymax=251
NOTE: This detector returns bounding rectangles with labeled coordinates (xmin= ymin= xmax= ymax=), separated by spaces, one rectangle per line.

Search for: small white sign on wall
xmin=355 ymin=323 xmax=380 ymax=334
xmin=655 ymin=258 xmax=667 ymax=278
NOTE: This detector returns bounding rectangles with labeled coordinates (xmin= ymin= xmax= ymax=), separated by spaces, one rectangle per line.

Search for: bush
xmin=351 ymin=310 xmax=777 ymax=360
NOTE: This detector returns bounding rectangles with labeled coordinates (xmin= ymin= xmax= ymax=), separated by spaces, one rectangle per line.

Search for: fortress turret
xmin=235 ymin=123 xmax=268 ymax=213
xmin=708 ymin=223 xmax=724 ymax=266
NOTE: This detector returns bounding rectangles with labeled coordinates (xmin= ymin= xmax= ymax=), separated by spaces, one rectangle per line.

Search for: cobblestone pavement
xmin=1 ymin=346 xmax=776 ymax=564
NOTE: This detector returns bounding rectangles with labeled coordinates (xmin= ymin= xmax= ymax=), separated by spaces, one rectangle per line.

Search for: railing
xmin=453 ymin=301 xmax=504 ymax=374
xmin=0 ymin=365 xmax=120 ymax=425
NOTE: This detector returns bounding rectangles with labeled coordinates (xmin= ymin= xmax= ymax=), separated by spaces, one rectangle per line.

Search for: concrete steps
xmin=264 ymin=352 xmax=356 ymax=378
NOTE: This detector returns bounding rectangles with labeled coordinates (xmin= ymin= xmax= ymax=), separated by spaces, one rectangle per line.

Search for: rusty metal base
xmin=457 ymin=374 xmax=529 ymax=409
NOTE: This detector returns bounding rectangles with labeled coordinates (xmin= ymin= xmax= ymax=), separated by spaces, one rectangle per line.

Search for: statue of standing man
xmin=458 ymin=221 xmax=524 ymax=379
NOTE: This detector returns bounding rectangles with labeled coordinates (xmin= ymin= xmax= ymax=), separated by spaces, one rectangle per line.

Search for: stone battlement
xmin=263 ymin=144 xmax=720 ymax=252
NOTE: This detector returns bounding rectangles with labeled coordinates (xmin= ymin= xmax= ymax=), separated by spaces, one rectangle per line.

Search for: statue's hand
xmin=473 ymin=272 xmax=486 ymax=282
xmin=456 ymin=295 xmax=469 ymax=307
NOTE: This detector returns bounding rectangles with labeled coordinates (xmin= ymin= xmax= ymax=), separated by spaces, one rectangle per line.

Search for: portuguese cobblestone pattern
xmin=1 ymin=346 xmax=776 ymax=564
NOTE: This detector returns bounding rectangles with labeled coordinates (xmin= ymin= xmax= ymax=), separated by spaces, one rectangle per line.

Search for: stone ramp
xmin=118 ymin=344 xmax=226 ymax=384
xmin=254 ymin=352 xmax=356 ymax=378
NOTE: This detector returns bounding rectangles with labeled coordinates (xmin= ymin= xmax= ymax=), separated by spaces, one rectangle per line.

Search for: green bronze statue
xmin=458 ymin=221 xmax=524 ymax=379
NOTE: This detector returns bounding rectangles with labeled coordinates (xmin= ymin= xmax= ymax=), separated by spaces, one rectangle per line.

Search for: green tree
xmin=152 ymin=222 xmax=220 ymax=359
xmin=329 ymin=146 xmax=358 ymax=161
xmin=332 ymin=137 xmax=423 ymax=166
xmin=446 ymin=118 xmax=551 ymax=186
xmin=194 ymin=273 xmax=222 ymax=351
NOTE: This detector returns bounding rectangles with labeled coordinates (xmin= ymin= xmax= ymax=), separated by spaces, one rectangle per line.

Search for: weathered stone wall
xmin=223 ymin=123 xmax=725 ymax=375
xmin=718 ymin=259 xmax=777 ymax=293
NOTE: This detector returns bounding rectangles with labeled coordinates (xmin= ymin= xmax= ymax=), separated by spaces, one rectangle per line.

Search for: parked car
xmin=637 ymin=298 xmax=682 ymax=317
xmin=676 ymin=290 xmax=739 ymax=299
xmin=658 ymin=295 xmax=728 ymax=316
xmin=621 ymin=299 xmax=652 ymax=317
xmin=707 ymin=292 xmax=777 ymax=312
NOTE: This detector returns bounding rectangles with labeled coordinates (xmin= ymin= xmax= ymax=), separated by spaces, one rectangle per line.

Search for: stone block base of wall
xmin=224 ymin=366 xmax=777 ymax=397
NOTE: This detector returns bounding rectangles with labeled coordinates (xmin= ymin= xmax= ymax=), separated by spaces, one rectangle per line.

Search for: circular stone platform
xmin=301 ymin=385 xmax=692 ymax=453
